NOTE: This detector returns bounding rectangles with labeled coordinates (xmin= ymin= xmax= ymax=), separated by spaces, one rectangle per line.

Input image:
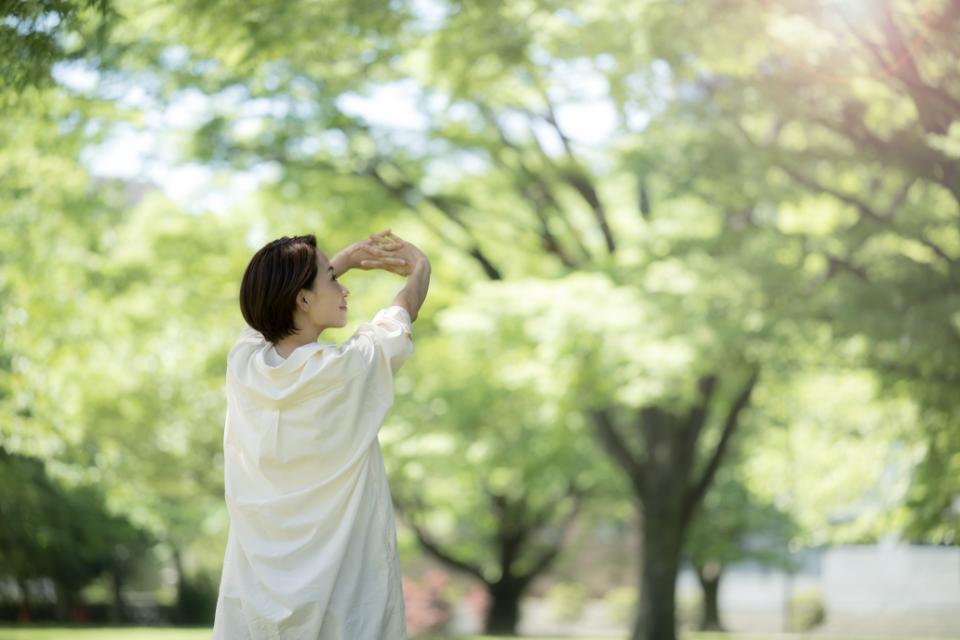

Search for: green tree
xmin=384 ymin=282 xmax=621 ymax=634
xmin=638 ymin=0 xmax=959 ymax=543
xmin=0 ymin=0 xmax=115 ymax=94
xmin=684 ymin=467 xmax=799 ymax=631
xmin=0 ymin=446 xmax=150 ymax=621
xmin=0 ymin=75 xmax=237 ymax=615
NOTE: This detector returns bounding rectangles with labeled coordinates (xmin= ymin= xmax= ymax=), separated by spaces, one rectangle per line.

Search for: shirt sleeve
xmin=344 ymin=306 xmax=415 ymax=376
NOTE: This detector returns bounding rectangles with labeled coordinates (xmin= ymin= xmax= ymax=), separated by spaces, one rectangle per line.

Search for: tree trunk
xmin=110 ymin=569 xmax=127 ymax=623
xmin=17 ymin=577 xmax=31 ymax=622
xmin=66 ymin=589 xmax=88 ymax=623
xmin=630 ymin=411 xmax=700 ymax=640
xmin=172 ymin=546 xmax=186 ymax=624
xmin=633 ymin=512 xmax=683 ymax=640
xmin=697 ymin=561 xmax=724 ymax=631
xmin=484 ymin=579 xmax=522 ymax=635
xmin=53 ymin=582 xmax=69 ymax=622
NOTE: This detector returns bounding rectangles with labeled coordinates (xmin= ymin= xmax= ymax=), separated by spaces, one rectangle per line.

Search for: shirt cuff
xmin=373 ymin=305 xmax=413 ymax=337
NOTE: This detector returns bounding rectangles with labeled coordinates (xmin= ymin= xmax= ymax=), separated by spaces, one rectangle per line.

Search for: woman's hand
xmin=334 ymin=232 xmax=409 ymax=275
xmin=367 ymin=229 xmax=428 ymax=277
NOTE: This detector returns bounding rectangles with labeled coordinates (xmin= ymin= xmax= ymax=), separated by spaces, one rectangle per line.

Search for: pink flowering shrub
xmin=464 ymin=584 xmax=491 ymax=626
xmin=403 ymin=570 xmax=453 ymax=635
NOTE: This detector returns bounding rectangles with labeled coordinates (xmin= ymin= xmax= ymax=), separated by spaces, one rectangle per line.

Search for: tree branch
xmin=803 ymin=105 xmax=960 ymax=211
xmin=541 ymin=95 xmax=617 ymax=253
xmin=821 ymin=251 xmax=871 ymax=284
xmin=559 ymin=166 xmax=617 ymax=254
xmin=682 ymin=367 xmax=761 ymax=526
xmin=779 ymin=164 xmax=957 ymax=268
xmin=478 ymin=105 xmax=585 ymax=268
xmin=394 ymin=497 xmax=488 ymax=583
xmin=637 ymin=174 xmax=652 ymax=220
xmin=517 ymin=492 xmax=582 ymax=588
xmin=524 ymin=123 xmax=596 ymax=262
xmin=588 ymin=408 xmax=644 ymax=493
xmin=836 ymin=5 xmax=960 ymax=135
xmin=779 ymin=164 xmax=883 ymax=222
xmin=684 ymin=374 xmax=719 ymax=446
xmin=362 ymin=162 xmax=504 ymax=280
xmin=523 ymin=480 xmax=580 ymax=533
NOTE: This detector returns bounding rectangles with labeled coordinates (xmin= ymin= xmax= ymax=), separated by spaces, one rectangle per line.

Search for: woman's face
xmin=301 ymin=252 xmax=350 ymax=330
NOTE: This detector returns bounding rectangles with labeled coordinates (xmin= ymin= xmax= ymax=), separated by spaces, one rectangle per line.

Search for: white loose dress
xmin=212 ymin=306 xmax=414 ymax=640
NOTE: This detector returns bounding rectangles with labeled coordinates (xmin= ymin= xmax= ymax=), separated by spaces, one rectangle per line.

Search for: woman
xmin=213 ymin=229 xmax=431 ymax=640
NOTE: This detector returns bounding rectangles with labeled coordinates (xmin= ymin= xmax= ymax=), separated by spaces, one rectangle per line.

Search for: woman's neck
xmin=274 ymin=329 xmax=320 ymax=358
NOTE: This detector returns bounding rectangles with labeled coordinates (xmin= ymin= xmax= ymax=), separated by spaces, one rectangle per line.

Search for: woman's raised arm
xmin=370 ymin=230 xmax=431 ymax=322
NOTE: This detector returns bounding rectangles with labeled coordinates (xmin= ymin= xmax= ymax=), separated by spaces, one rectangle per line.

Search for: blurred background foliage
xmin=1 ymin=0 xmax=957 ymax=638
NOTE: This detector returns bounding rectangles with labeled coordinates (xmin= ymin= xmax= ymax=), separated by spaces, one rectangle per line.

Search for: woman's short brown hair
xmin=239 ymin=234 xmax=320 ymax=344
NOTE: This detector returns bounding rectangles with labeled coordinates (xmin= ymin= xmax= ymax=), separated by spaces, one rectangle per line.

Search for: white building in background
xmin=676 ymin=542 xmax=960 ymax=637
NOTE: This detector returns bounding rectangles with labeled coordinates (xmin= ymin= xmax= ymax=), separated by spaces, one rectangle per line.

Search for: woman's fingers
xmin=369 ymin=241 xmax=403 ymax=252
xmin=360 ymin=257 xmax=407 ymax=268
xmin=366 ymin=245 xmax=402 ymax=258
xmin=369 ymin=237 xmax=400 ymax=249
xmin=365 ymin=256 xmax=404 ymax=264
xmin=369 ymin=229 xmax=403 ymax=247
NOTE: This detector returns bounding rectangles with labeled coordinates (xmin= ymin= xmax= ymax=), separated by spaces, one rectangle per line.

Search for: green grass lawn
xmin=0 ymin=631 xmax=212 ymax=640
xmin=0 ymin=631 xmax=949 ymax=640
xmin=0 ymin=630 xmax=610 ymax=640
xmin=0 ymin=631 xmax=617 ymax=640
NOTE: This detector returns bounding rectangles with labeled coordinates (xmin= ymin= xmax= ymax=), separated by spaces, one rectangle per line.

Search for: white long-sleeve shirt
xmin=213 ymin=306 xmax=414 ymax=640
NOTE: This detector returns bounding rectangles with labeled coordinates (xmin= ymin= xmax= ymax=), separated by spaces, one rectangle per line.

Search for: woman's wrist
xmin=411 ymin=252 xmax=430 ymax=270
xmin=330 ymin=251 xmax=352 ymax=277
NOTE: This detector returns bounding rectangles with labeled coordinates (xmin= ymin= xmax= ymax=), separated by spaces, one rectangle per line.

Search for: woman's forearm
xmin=330 ymin=251 xmax=352 ymax=278
xmin=393 ymin=259 xmax=431 ymax=323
